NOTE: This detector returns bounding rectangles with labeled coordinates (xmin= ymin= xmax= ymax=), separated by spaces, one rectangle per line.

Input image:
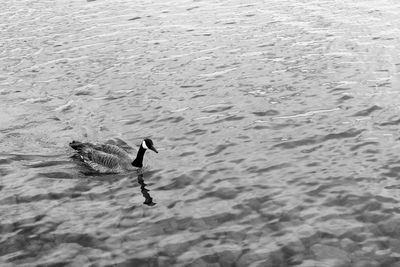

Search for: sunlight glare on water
xmin=2 ymin=0 xmax=400 ymax=266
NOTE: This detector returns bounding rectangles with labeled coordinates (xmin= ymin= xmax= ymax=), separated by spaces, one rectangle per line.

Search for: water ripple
xmin=2 ymin=0 xmax=400 ymax=265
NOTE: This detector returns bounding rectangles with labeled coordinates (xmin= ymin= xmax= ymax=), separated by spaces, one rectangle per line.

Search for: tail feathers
xmin=69 ymin=141 xmax=85 ymax=151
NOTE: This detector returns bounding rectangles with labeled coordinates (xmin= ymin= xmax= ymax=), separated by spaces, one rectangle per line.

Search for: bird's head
xmin=142 ymin=138 xmax=158 ymax=153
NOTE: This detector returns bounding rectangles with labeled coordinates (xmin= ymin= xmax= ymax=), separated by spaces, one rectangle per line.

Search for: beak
xmin=149 ymin=145 xmax=158 ymax=153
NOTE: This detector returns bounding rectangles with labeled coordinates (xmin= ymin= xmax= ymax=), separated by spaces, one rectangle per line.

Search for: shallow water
xmin=2 ymin=0 xmax=400 ymax=266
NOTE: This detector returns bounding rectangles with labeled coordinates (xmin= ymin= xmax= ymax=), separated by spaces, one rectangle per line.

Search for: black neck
xmin=132 ymin=145 xmax=146 ymax=168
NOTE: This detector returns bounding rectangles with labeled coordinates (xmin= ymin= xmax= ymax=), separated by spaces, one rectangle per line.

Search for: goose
xmin=69 ymin=138 xmax=158 ymax=173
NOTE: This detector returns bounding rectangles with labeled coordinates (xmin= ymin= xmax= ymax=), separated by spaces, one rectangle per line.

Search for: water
xmin=2 ymin=0 xmax=400 ymax=266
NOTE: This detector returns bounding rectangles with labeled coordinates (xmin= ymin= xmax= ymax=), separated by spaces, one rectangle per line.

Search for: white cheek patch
xmin=142 ymin=140 xmax=148 ymax=149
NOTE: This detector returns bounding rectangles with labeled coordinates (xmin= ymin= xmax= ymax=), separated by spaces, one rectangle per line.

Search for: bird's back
xmin=94 ymin=143 xmax=132 ymax=160
xmin=70 ymin=141 xmax=133 ymax=173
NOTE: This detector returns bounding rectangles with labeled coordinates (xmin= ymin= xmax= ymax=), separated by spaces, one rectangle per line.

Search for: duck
xmin=69 ymin=138 xmax=158 ymax=173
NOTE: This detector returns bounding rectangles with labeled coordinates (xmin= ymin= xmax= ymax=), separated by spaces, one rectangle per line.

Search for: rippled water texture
xmin=2 ymin=0 xmax=400 ymax=266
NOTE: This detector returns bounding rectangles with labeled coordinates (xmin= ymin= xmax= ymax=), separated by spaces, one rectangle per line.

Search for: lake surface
xmin=2 ymin=0 xmax=400 ymax=266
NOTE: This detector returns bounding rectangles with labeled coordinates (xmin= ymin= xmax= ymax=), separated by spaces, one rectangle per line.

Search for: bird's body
xmin=70 ymin=139 xmax=158 ymax=173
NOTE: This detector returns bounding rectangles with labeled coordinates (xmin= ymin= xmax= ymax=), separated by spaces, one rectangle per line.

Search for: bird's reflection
xmin=137 ymin=171 xmax=156 ymax=206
